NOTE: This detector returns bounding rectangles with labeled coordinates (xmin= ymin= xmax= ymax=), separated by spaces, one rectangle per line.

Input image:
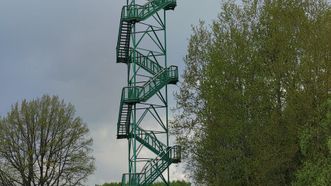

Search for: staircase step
xmin=116 ymin=13 xmax=132 ymax=64
xmin=118 ymin=1 xmax=179 ymax=185
xmin=134 ymin=127 xmax=167 ymax=155
xmin=120 ymin=146 xmax=181 ymax=185
xmin=121 ymin=65 xmax=178 ymax=104
xmin=138 ymin=146 xmax=181 ymax=185
xmin=117 ymin=102 xmax=133 ymax=139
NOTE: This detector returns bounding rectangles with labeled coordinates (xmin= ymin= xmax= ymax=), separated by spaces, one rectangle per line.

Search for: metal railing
xmin=138 ymin=145 xmax=181 ymax=185
xmin=136 ymin=126 xmax=167 ymax=155
xmin=129 ymin=48 xmax=163 ymax=75
xmin=122 ymin=0 xmax=177 ymax=22
xmin=121 ymin=65 xmax=178 ymax=103
xmin=121 ymin=173 xmax=143 ymax=186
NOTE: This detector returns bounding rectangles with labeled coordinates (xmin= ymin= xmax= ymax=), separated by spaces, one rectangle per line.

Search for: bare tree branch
xmin=0 ymin=95 xmax=95 ymax=186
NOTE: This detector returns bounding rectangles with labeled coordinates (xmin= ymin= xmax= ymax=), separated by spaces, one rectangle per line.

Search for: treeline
xmin=98 ymin=180 xmax=190 ymax=186
xmin=172 ymin=0 xmax=331 ymax=185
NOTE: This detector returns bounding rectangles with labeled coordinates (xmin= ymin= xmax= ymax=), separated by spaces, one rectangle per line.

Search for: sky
xmin=0 ymin=0 xmax=220 ymax=185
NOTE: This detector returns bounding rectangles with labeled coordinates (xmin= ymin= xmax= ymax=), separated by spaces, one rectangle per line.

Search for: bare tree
xmin=0 ymin=95 xmax=95 ymax=186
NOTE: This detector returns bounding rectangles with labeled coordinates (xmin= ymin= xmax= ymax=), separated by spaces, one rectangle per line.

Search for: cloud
xmin=88 ymin=123 xmax=127 ymax=185
xmin=0 ymin=0 xmax=221 ymax=185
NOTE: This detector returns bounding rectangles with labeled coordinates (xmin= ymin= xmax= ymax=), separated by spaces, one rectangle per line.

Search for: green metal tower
xmin=115 ymin=0 xmax=181 ymax=185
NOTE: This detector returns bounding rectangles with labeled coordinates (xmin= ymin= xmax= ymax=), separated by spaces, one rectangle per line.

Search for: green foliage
xmin=151 ymin=180 xmax=191 ymax=186
xmin=99 ymin=182 xmax=121 ymax=186
xmin=294 ymin=99 xmax=331 ymax=186
xmin=99 ymin=180 xmax=191 ymax=186
xmin=0 ymin=95 xmax=95 ymax=186
xmin=172 ymin=0 xmax=330 ymax=185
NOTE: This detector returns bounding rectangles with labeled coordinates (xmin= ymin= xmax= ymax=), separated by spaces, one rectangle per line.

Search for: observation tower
xmin=115 ymin=0 xmax=181 ymax=185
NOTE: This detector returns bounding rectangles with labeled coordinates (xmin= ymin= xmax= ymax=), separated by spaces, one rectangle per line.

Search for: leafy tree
xmin=294 ymin=99 xmax=331 ymax=185
xmin=0 ymin=95 xmax=95 ymax=186
xmin=98 ymin=180 xmax=191 ymax=186
xmin=98 ymin=182 xmax=121 ymax=186
xmin=150 ymin=180 xmax=191 ymax=186
xmin=172 ymin=0 xmax=330 ymax=185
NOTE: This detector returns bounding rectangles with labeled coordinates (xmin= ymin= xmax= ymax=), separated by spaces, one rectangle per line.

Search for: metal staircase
xmin=139 ymin=146 xmax=181 ymax=185
xmin=116 ymin=65 xmax=178 ymax=138
xmin=116 ymin=0 xmax=177 ymax=63
xmin=135 ymin=126 xmax=167 ymax=156
xmin=121 ymin=146 xmax=181 ymax=186
xmin=117 ymin=102 xmax=133 ymax=139
xmin=116 ymin=9 xmax=132 ymax=64
xmin=132 ymin=49 xmax=163 ymax=75
xmin=122 ymin=65 xmax=178 ymax=102
xmin=116 ymin=0 xmax=180 ymax=185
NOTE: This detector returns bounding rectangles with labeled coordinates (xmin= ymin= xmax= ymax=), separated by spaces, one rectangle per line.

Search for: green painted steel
xmin=116 ymin=9 xmax=131 ymax=63
xmin=123 ymin=0 xmax=176 ymax=22
xmin=116 ymin=65 xmax=178 ymax=139
xmin=117 ymin=102 xmax=132 ymax=139
xmin=116 ymin=0 xmax=180 ymax=185
xmin=139 ymin=146 xmax=181 ymax=185
xmin=135 ymin=126 xmax=167 ymax=155
xmin=121 ymin=146 xmax=181 ymax=186
xmin=130 ymin=48 xmax=163 ymax=75
xmin=122 ymin=66 xmax=178 ymax=103
xmin=116 ymin=0 xmax=176 ymax=64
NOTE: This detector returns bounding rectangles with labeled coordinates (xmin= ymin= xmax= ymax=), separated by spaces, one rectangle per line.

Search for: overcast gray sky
xmin=0 ymin=0 xmax=220 ymax=185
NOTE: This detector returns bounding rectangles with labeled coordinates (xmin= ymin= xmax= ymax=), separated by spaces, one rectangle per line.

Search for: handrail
xmin=121 ymin=86 xmax=144 ymax=103
xmin=117 ymin=6 xmax=126 ymax=50
xmin=121 ymin=65 xmax=178 ymax=103
xmin=140 ymin=65 xmax=178 ymax=101
xmin=136 ymin=126 xmax=167 ymax=154
xmin=129 ymin=48 xmax=163 ymax=75
xmin=117 ymin=0 xmax=179 ymax=183
xmin=122 ymin=145 xmax=181 ymax=186
xmin=117 ymin=93 xmax=128 ymax=138
xmin=138 ymin=146 xmax=180 ymax=184
xmin=121 ymin=173 xmax=143 ymax=186
xmin=116 ymin=6 xmax=132 ymax=64
xmin=122 ymin=0 xmax=176 ymax=22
